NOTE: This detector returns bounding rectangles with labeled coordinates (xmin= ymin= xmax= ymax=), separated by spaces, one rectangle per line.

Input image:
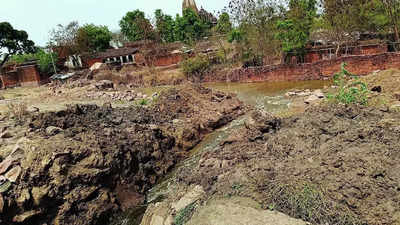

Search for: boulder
xmin=171 ymin=185 xmax=205 ymax=212
xmin=46 ymin=126 xmax=62 ymax=136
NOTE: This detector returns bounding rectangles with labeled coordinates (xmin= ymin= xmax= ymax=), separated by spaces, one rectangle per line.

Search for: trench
xmin=109 ymin=80 xmax=331 ymax=225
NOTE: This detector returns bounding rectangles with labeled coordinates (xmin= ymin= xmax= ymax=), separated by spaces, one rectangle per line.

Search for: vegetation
xmin=215 ymin=12 xmax=233 ymax=34
xmin=267 ymin=183 xmax=363 ymax=225
xmin=0 ymin=22 xmax=36 ymax=68
xmin=174 ymin=203 xmax=197 ymax=225
xmin=174 ymin=8 xmax=210 ymax=44
xmin=10 ymin=49 xmax=58 ymax=74
xmin=76 ymin=24 xmax=112 ymax=53
xmin=120 ymin=10 xmax=155 ymax=42
xmin=327 ymin=63 xmax=369 ymax=105
xmin=6 ymin=102 xmax=28 ymax=125
xmin=181 ymin=55 xmax=211 ymax=79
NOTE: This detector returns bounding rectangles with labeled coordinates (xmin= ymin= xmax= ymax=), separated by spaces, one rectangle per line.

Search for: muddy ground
xmin=0 ymin=85 xmax=245 ymax=225
xmin=174 ymin=103 xmax=400 ymax=225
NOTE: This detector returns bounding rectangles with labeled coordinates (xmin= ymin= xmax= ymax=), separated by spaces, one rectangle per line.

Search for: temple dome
xmin=182 ymin=0 xmax=198 ymax=14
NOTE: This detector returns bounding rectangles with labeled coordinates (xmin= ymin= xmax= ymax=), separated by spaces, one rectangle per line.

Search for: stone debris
xmin=5 ymin=166 xmax=22 ymax=183
xmin=86 ymin=90 xmax=149 ymax=103
xmin=94 ymin=80 xmax=114 ymax=90
xmin=0 ymin=131 xmax=13 ymax=139
xmin=46 ymin=126 xmax=62 ymax=136
xmin=171 ymin=185 xmax=205 ymax=212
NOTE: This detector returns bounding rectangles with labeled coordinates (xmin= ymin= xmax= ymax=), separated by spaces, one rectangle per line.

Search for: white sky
xmin=0 ymin=0 xmax=230 ymax=46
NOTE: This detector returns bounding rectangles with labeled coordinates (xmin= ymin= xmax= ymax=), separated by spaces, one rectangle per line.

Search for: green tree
xmin=216 ymin=12 xmax=233 ymax=34
xmin=174 ymin=8 xmax=209 ymax=44
xmin=155 ymin=9 xmax=176 ymax=43
xmin=119 ymin=10 xmax=155 ymax=41
xmin=0 ymin=22 xmax=36 ymax=67
xmin=276 ymin=0 xmax=317 ymax=62
xmin=76 ymin=24 xmax=112 ymax=52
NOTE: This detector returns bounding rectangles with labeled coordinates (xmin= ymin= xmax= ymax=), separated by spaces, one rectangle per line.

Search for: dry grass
xmin=6 ymin=101 xmax=28 ymax=124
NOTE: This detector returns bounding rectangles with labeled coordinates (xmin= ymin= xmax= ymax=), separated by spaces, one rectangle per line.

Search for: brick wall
xmin=151 ymin=53 xmax=183 ymax=67
xmin=1 ymin=65 xmax=43 ymax=88
xmin=203 ymin=52 xmax=400 ymax=83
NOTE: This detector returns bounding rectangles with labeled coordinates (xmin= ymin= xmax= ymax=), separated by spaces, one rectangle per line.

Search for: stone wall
xmin=203 ymin=52 xmax=400 ymax=83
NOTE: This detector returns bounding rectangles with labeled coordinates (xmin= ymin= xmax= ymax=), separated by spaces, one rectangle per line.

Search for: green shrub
xmin=10 ymin=49 xmax=57 ymax=74
xmin=181 ymin=56 xmax=211 ymax=78
xmin=174 ymin=203 xmax=196 ymax=225
xmin=327 ymin=63 xmax=369 ymax=105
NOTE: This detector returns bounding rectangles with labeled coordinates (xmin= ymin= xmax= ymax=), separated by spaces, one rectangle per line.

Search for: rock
xmin=171 ymin=185 xmax=205 ymax=212
xmin=313 ymin=89 xmax=325 ymax=98
xmin=95 ymin=80 xmax=114 ymax=90
xmin=46 ymin=126 xmax=62 ymax=136
xmin=187 ymin=198 xmax=308 ymax=225
xmin=305 ymin=95 xmax=320 ymax=104
xmin=13 ymin=210 xmax=41 ymax=223
xmin=394 ymin=93 xmax=400 ymax=101
xmin=0 ymin=158 xmax=13 ymax=174
xmin=5 ymin=166 xmax=22 ymax=183
xmin=371 ymin=86 xmax=382 ymax=93
xmin=0 ymin=131 xmax=13 ymax=139
xmin=32 ymin=186 xmax=49 ymax=206
xmin=140 ymin=202 xmax=172 ymax=225
xmin=28 ymin=106 xmax=40 ymax=113
xmin=17 ymin=188 xmax=31 ymax=207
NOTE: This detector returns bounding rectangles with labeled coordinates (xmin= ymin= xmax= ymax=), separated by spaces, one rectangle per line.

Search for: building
xmin=182 ymin=0 xmax=198 ymax=14
xmin=84 ymin=48 xmax=140 ymax=68
xmin=0 ymin=61 xmax=48 ymax=88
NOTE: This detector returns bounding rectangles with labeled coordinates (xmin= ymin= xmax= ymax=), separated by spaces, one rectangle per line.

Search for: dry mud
xmin=176 ymin=104 xmax=400 ymax=225
xmin=0 ymin=85 xmax=245 ymax=225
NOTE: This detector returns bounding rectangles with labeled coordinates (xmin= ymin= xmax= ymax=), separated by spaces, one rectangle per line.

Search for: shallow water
xmin=205 ymin=80 xmax=331 ymax=113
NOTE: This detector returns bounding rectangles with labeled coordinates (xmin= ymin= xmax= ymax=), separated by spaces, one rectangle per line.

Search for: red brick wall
xmin=86 ymin=58 xmax=103 ymax=68
xmin=17 ymin=65 xmax=41 ymax=87
xmin=203 ymin=52 xmax=400 ymax=83
xmin=151 ymin=53 xmax=183 ymax=67
xmin=1 ymin=72 xmax=19 ymax=88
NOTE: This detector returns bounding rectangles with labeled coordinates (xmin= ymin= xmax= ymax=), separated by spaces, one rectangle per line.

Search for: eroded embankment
xmin=175 ymin=104 xmax=400 ymax=225
xmin=0 ymin=85 xmax=245 ymax=225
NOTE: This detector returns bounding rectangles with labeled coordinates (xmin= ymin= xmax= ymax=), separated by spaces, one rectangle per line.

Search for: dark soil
xmin=0 ymin=85 xmax=245 ymax=225
xmin=178 ymin=104 xmax=400 ymax=225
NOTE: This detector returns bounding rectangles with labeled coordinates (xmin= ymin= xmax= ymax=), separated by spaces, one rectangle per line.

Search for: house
xmin=84 ymin=48 xmax=140 ymax=68
xmin=0 ymin=61 xmax=48 ymax=88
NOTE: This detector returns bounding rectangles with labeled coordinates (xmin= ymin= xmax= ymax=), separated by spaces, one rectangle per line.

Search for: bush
xmin=10 ymin=49 xmax=57 ymax=74
xmin=181 ymin=56 xmax=211 ymax=78
xmin=327 ymin=63 xmax=369 ymax=105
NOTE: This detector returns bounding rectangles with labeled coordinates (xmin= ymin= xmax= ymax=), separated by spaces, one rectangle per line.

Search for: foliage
xmin=227 ymin=0 xmax=285 ymax=65
xmin=119 ymin=10 xmax=155 ymax=42
xmin=138 ymin=99 xmax=148 ymax=106
xmin=10 ymin=49 xmax=57 ymax=74
xmin=327 ymin=63 xmax=369 ymax=105
xmin=174 ymin=8 xmax=209 ymax=44
xmin=76 ymin=24 xmax=112 ymax=53
xmin=49 ymin=21 xmax=80 ymax=53
xmin=216 ymin=12 xmax=233 ymax=34
xmin=0 ymin=22 xmax=36 ymax=55
xmin=155 ymin=9 xmax=176 ymax=43
xmin=181 ymin=55 xmax=211 ymax=78
xmin=276 ymin=0 xmax=317 ymax=61
xmin=174 ymin=203 xmax=196 ymax=225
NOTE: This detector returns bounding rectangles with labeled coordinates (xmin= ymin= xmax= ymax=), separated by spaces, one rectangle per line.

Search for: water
xmin=112 ymin=80 xmax=331 ymax=225
xmin=205 ymin=80 xmax=331 ymax=114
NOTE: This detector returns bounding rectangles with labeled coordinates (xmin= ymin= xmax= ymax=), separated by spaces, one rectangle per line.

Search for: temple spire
xmin=182 ymin=0 xmax=198 ymax=14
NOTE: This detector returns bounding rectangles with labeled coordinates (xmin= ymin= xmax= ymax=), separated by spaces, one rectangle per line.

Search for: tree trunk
xmin=0 ymin=54 xmax=10 ymax=70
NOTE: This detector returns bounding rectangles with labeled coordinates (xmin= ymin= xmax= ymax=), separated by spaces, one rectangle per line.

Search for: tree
xmin=174 ymin=8 xmax=210 ymax=44
xmin=276 ymin=0 xmax=317 ymax=62
xmin=48 ymin=21 xmax=80 ymax=65
xmin=381 ymin=0 xmax=400 ymax=42
xmin=228 ymin=0 xmax=286 ymax=65
xmin=10 ymin=49 xmax=58 ymax=74
xmin=0 ymin=22 xmax=36 ymax=67
xmin=119 ymin=10 xmax=155 ymax=42
xmin=76 ymin=24 xmax=112 ymax=53
xmin=155 ymin=9 xmax=176 ymax=43
xmin=216 ymin=12 xmax=233 ymax=34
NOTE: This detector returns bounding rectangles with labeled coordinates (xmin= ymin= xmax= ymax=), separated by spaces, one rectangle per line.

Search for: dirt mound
xmin=178 ymin=104 xmax=400 ymax=225
xmin=0 ymin=85 xmax=245 ymax=225
xmin=360 ymin=69 xmax=400 ymax=102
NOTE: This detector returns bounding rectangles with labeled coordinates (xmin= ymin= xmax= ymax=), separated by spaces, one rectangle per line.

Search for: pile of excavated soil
xmin=177 ymin=104 xmax=400 ymax=225
xmin=360 ymin=69 xmax=400 ymax=103
xmin=0 ymin=85 xmax=245 ymax=225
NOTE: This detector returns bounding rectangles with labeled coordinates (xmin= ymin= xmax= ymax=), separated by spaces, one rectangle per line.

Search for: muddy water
xmin=111 ymin=80 xmax=331 ymax=225
xmin=205 ymin=80 xmax=331 ymax=113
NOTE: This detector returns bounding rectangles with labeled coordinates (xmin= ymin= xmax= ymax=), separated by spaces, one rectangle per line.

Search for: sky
xmin=0 ymin=0 xmax=230 ymax=46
